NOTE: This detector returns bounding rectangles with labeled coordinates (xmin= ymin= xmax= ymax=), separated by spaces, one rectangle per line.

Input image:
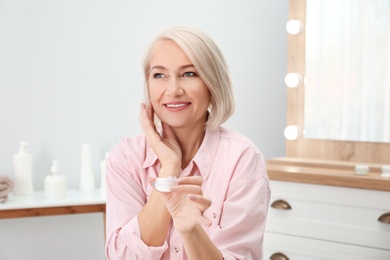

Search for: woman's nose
xmin=166 ymin=78 xmax=184 ymax=96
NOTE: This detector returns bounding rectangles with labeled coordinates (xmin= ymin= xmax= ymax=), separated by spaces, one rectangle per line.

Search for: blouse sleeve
xmin=209 ymin=149 xmax=271 ymax=260
xmin=105 ymin=140 xmax=168 ymax=260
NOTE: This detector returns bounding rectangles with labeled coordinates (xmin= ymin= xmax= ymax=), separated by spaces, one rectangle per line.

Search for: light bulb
xmin=284 ymin=125 xmax=300 ymax=140
xmin=285 ymin=73 xmax=302 ymax=88
xmin=286 ymin=20 xmax=303 ymax=35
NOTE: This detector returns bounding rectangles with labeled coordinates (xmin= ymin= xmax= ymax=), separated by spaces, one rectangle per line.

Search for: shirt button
xmin=174 ymin=247 xmax=179 ymax=253
xmin=213 ymin=213 xmax=217 ymax=218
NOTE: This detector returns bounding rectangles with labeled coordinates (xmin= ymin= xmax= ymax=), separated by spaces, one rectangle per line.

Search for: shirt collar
xmin=192 ymin=127 xmax=220 ymax=180
xmin=143 ymin=144 xmax=158 ymax=169
xmin=142 ymin=127 xmax=221 ymax=180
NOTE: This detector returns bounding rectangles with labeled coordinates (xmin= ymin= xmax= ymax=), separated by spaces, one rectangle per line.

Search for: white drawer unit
xmin=264 ymin=180 xmax=390 ymax=260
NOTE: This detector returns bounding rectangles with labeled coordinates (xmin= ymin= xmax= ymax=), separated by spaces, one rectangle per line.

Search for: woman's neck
xmin=172 ymin=117 xmax=207 ymax=169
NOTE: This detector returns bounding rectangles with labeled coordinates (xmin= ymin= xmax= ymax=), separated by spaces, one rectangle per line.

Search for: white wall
xmin=0 ymin=0 xmax=288 ymax=259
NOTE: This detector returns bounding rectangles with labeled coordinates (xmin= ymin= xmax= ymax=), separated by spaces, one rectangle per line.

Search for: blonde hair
xmin=143 ymin=26 xmax=235 ymax=130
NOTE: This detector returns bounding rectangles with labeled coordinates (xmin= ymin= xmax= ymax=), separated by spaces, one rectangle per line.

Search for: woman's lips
xmin=164 ymin=102 xmax=191 ymax=110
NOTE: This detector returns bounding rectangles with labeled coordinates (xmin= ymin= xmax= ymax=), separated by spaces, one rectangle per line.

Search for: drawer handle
xmin=271 ymin=199 xmax=292 ymax=210
xmin=378 ymin=212 xmax=390 ymax=224
xmin=270 ymin=252 xmax=289 ymax=260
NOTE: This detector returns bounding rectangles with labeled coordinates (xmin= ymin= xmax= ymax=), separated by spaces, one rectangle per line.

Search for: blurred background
xmin=0 ymin=0 xmax=288 ymax=259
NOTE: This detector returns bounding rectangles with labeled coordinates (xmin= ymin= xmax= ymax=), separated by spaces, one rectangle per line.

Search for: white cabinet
xmin=264 ymin=180 xmax=390 ymax=260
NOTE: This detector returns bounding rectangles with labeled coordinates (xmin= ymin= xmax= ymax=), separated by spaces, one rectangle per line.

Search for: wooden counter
xmin=0 ymin=189 xmax=106 ymax=219
xmin=266 ymin=157 xmax=390 ymax=191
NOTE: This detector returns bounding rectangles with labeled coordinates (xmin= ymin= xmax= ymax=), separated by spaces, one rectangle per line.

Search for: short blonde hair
xmin=143 ymin=26 xmax=235 ymax=130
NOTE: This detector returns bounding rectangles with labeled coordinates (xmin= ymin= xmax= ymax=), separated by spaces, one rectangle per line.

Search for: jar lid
xmin=154 ymin=176 xmax=178 ymax=192
xmin=354 ymin=165 xmax=369 ymax=175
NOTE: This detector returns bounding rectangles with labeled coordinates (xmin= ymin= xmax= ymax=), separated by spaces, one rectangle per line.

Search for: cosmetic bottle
xmin=79 ymin=143 xmax=95 ymax=192
xmin=44 ymin=161 xmax=67 ymax=199
xmin=100 ymin=152 xmax=109 ymax=196
xmin=13 ymin=142 xmax=34 ymax=196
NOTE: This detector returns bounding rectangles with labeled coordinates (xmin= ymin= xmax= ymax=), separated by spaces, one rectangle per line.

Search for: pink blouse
xmin=105 ymin=127 xmax=271 ymax=260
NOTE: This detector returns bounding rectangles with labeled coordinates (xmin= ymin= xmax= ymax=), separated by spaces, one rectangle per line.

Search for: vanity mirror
xmin=305 ymin=0 xmax=390 ymax=143
xmin=286 ymin=0 xmax=390 ymax=164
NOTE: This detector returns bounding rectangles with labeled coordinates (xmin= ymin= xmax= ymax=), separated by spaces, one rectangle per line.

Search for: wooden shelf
xmin=266 ymin=157 xmax=390 ymax=191
xmin=0 ymin=189 xmax=106 ymax=219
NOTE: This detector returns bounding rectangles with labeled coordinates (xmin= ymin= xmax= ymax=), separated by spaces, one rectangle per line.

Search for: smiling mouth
xmin=165 ymin=103 xmax=191 ymax=108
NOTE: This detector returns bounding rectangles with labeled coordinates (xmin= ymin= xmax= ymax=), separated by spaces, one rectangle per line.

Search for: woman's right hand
xmin=150 ymin=176 xmax=212 ymax=232
xmin=140 ymin=101 xmax=182 ymax=176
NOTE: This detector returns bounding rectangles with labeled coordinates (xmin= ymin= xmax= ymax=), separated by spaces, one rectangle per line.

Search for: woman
xmin=105 ymin=26 xmax=270 ymax=260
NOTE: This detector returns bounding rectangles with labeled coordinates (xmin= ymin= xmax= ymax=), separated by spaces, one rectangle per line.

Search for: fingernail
xmin=188 ymin=194 xmax=196 ymax=200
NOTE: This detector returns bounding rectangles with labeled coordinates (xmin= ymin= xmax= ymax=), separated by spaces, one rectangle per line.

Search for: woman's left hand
xmin=151 ymin=176 xmax=212 ymax=233
xmin=140 ymin=102 xmax=182 ymax=176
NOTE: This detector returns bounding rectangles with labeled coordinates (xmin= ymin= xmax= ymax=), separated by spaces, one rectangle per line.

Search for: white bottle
xmin=100 ymin=152 xmax=109 ymax=196
xmin=13 ymin=142 xmax=34 ymax=196
xmin=44 ymin=161 xmax=67 ymax=199
xmin=79 ymin=143 xmax=95 ymax=192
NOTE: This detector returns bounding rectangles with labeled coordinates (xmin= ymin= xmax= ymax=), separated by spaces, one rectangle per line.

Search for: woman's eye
xmin=153 ymin=73 xmax=165 ymax=78
xmin=182 ymin=71 xmax=196 ymax=77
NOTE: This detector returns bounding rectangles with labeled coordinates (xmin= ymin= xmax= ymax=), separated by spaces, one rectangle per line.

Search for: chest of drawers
xmin=264 ymin=180 xmax=390 ymax=260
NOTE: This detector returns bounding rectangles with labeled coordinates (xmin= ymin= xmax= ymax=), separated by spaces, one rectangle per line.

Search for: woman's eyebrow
xmin=150 ymin=65 xmax=167 ymax=71
xmin=180 ymin=64 xmax=195 ymax=70
xmin=149 ymin=64 xmax=195 ymax=72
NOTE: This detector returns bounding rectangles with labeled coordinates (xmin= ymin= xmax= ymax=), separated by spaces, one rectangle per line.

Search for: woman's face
xmin=148 ymin=39 xmax=210 ymax=129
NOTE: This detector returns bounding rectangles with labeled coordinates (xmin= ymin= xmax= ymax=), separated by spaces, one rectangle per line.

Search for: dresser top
xmin=266 ymin=157 xmax=390 ymax=191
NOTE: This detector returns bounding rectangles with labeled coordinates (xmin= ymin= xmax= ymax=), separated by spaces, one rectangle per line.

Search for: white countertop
xmin=0 ymin=189 xmax=106 ymax=210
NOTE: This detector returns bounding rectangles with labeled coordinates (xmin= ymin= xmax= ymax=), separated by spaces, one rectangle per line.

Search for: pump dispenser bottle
xmin=44 ymin=161 xmax=67 ymax=199
xmin=79 ymin=143 xmax=95 ymax=192
xmin=13 ymin=142 xmax=34 ymax=196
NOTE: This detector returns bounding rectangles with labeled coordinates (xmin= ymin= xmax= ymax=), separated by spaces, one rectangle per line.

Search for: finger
xmin=173 ymin=176 xmax=203 ymax=195
xmin=188 ymin=194 xmax=212 ymax=211
xmin=170 ymin=184 xmax=203 ymax=195
xmin=177 ymin=176 xmax=203 ymax=186
xmin=140 ymin=103 xmax=152 ymax=130
xmin=148 ymin=177 xmax=157 ymax=187
xmin=140 ymin=103 xmax=161 ymax=146
xmin=198 ymin=216 xmax=212 ymax=227
xmin=140 ymin=103 xmax=155 ymax=129
xmin=161 ymin=121 xmax=176 ymax=140
xmin=147 ymin=99 xmax=154 ymax=119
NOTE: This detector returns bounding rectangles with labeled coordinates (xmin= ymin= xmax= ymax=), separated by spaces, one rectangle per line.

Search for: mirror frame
xmin=286 ymin=0 xmax=390 ymax=164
